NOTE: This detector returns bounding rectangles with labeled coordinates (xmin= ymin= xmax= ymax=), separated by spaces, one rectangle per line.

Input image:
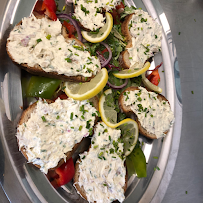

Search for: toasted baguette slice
xmin=17 ymin=96 xmax=99 ymax=171
xmin=6 ymin=14 xmax=98 ymax=82
xmin=119 ymin=87 xmax=170 ymax=139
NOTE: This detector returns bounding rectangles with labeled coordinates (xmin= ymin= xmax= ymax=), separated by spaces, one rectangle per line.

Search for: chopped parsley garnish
xmin=191 ymin=91 xmax=194 ymax=94
xmin=41 ymin=116 xmax=46 ymax=122
xmin=81 ymin=4 xmax=89 ymax=15
xmin=36 ymin=38 xmax=42 ymax=43
xmin=46 ymin=34 xmax=51 ymax=40
xmin=65 ymin=57 xmax=72 ymax=63
xmin=79 ymin=125 xmax=83 ymax=131
xmin=56 ymin=115 xmax=60 ymax=119
xmin=155 ymin=35 xmax=157 ymax=39
xmin=70 ymin=112 xmax=74 ymax=120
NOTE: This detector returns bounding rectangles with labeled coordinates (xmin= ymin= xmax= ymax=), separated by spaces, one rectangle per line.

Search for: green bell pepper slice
xmin=26 ymin=76 xmax=61 ymax=99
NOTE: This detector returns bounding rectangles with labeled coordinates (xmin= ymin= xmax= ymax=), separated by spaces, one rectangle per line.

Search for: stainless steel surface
xmin=0 ymin=0 xmax=182 ymax=202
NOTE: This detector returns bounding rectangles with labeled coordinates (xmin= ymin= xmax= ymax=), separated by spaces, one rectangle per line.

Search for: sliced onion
xmin=107 ymin=69 xmax=128 ymax=89
xmin=57 ymin=13 xmax=82 ymax=42
xmin=98 ymin=42 xmax=112 ymax=67
xmin=66 ymin=0 xmax=73 ymax=3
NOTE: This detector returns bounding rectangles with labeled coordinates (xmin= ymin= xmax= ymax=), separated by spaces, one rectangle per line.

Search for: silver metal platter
xmin=0 ymin=0 xmax=182 ymax=202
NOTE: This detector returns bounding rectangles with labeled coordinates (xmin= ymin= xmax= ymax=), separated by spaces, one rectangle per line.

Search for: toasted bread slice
xmin=6 ymin=14 xmax=99 ymax=82
xmin=119 ymin=87 xmax=170 ymax=139
xmin=73 ymin=122 xmax=127 ymax=202
xmin=74 ymin=161 xmax=128 ymax=202
xmin=17 ymin=96 xmax=99 ymax=172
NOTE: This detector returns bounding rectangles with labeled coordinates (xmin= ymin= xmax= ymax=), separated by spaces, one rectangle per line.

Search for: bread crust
xmin=6 ymin=14 xmax=97 ymax=82
xmin=119 ymin=86 xmax=170 ymax=139
xmin=17 ymin=96 xmax=99 ymax=171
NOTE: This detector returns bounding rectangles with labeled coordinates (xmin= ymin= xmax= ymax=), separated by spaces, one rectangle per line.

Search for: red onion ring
xmin=107 ymin=69 xmax=128 ymax=89
xmin=57 ymin=13 xmax=83 ymax=42
xmin=98 ymin=42 xmax=112 ymax=67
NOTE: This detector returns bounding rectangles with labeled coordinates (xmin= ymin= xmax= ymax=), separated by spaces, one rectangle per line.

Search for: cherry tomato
xmin=63 ymin=21 xmax=76 ymax=38
xmin=147 ymin=69 xmax=160 ymax=86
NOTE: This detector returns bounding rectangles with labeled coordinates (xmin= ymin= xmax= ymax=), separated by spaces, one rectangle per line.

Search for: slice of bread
xmin=6 ymin=14 xmax=98 ymax=82
xmin=73 ymin=121 xmax=128 ymax=202
xmin=74 ymin=161 xmax=128 ymax=202
xmin=119 ymin=86 xmax=170 ymax=139
xmin=17 ymin=96 xmax=99 ymax=171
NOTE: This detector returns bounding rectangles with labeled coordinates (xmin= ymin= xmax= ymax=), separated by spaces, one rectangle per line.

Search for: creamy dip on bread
xmin=123 ymin=87 xmax=174 ymax=138
xmin=127 ymin=9 xmax=162 ymax=70
xmin=16 ymin=98 xmax=98 ymax=174
xmin=76 ymin=122 xmax=126 ymax=203
xmin=7 ymin=15 xmax=101 ymax=78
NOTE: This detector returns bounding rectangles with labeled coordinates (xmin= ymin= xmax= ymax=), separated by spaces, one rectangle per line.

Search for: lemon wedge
xmin=113 ymin=62 xmax=151 ymax=79
xmin=99 ymin=89 xmax=139 ymax=155
xmin=117 ymin=118 xmax=139 ymax=156
xmin=99 ymin=89 xmax=118 ymax=128
xmin=142 ymin=72 xmax=162 ymax=93
xmin=81 ymin=12 xmax=113 ymax=43
xmin=64 ymin=68 xmax=108 ymax=100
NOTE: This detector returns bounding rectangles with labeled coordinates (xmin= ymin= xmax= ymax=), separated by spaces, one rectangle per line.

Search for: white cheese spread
xmin=7 ymin=15 xmax=101 ymax=77
xmin=74 ymin=0 xmax=121 ymax=31
xmin=16 ymin=98 xmax=98 ymax=174
xmin=127 ymin=9 xmax=162 ymax=69
xmin=76 ymin=122 xmax=126 ymax=203
xmin=123 ymin=87 xmax=174 ymax=138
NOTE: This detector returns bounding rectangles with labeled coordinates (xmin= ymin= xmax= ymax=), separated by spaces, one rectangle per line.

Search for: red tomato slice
xmin=147 ymin=69 xmax=160 ymax=86
xmin=63 ymin=21 xmax=76 ymax=37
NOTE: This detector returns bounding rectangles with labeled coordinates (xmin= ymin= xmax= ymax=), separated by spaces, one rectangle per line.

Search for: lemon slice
xmin=99 ymin=89 xmax=118 ymax=128
xmin=64 ymin=68 xmax=108 ymax=100
xmin=81 ymin=12 xmax=113 ymax=43
xmin=113 ymin=62 xmax=151 ymax=79
xmin=142 ymin=72 xmax=162 ymax=93
xmin=117 ymin=118 xmax=139 ymax=156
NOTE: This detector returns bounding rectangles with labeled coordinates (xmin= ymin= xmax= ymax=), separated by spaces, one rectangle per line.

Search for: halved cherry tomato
xmin=47 ymin=158 xmax=75 ymax=188
xmin=147 ymin=69 xmax=160 ymax=86
xmin=63 ymin=21 xmax=76 ymax=38
xmin=41 ymin=0 xmax=57 ymax=21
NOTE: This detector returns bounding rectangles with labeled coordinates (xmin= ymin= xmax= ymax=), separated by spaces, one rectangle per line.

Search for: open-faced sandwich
xmin=16 ymin=96 xmax=99 ymax=174
xmin=120 ymin=9 xmax=162 ymax=70
xmin=119 ymin=86 xmax=174 ymax=139
xmin=6 ymin=14 xmax=101 ymax=82
xmin=74 ymin=122 xmax=127 ymax=203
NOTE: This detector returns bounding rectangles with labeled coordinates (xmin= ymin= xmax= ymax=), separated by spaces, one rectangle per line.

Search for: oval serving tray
xmin=0 ymin=0 xmax=182 ymax=202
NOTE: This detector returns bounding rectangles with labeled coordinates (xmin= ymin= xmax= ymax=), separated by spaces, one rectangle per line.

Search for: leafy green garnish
xmin=120 ymin=6 xmax=137 ymax=19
